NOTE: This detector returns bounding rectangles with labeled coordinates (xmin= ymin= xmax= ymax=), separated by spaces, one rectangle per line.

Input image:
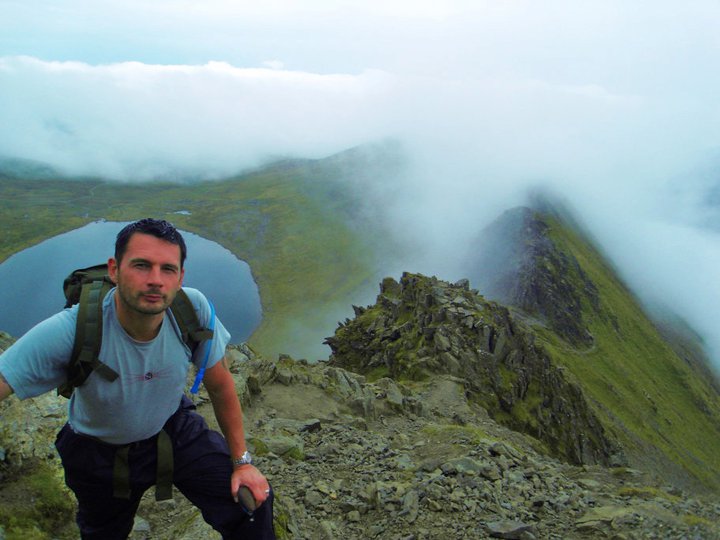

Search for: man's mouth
xmin=142 ymin=292 xmax=164 ymax=302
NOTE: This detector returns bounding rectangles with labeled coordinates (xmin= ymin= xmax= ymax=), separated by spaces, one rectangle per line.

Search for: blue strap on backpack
xmin=190 ymin=299 xmax=216 ymax=394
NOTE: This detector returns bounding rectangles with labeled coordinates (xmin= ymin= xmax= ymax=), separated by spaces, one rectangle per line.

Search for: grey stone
xmin=391 ymin=453 xmax=415 ymax=470
xmin=375 ymin=378 xmax=404 ymax=409
xmin=442 ymin=456 xmax=485 ymax=476
xmin=275 ymin=367 xmax=294 ymax=385
xmin=489 ymin=441 xmax=521 ymax=460
xmin=368 ymin=524 xmax=386 ymax=537
xmin=350 ymin=396 xmax=376 ymax=418
xmin=433 ymin=332 xmax=452 ymax=352
xmin=455 ymin=279 xmax=470 ymax=290
xmin=319 ymin=520 xmax=337 ymax=540
xmin=132 ymin=517 xmax=151 ymax=532
xmin=486 ymin=520 xmax=536 ymax=539
xmin=264 ymin=434 xmax=304 ymax=460
xmin=304 ymin=490 xmax=324 ymax=508
xmin=401 ymin=489 xmax=420 ymax=523
xmin=576 ymin=505 xmax=635 ymax=526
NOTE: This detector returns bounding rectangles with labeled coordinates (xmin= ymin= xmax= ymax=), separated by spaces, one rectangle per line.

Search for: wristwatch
xmin=233 ymin=450 xmax=253 ymax=467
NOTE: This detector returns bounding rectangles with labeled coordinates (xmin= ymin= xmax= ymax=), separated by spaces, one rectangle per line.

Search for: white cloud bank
xmin=1 ymin=1 xmax=720 ymax=365
xmin=0 ymin=56 xmax=395 ymax=179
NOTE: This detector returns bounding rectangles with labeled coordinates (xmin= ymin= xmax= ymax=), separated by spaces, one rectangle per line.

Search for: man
xmin=0 ymin=218 xmax=275 ymax=540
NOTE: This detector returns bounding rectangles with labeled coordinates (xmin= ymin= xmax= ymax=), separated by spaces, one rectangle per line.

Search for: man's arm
xmin=202 ymin=357 xmax=270 ymax=506
xmin=0 ymin=372 xmax=14 ymax=401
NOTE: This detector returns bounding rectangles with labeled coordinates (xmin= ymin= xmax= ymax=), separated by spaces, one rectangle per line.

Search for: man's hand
xmin=232 ymin=464 xmax=271 ymax=508
xmin=0 ymin=373 xmax=13 ymax=402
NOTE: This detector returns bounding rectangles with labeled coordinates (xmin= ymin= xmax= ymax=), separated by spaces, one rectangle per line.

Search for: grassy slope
xmin=534 ymin=214 xmax=720 ymax=491
xmin=0 ymin=159 xmax=380 ymax=360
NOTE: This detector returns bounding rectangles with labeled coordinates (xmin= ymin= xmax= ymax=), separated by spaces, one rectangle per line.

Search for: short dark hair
xmin=115 ymin=218 xmax=187 ymax=267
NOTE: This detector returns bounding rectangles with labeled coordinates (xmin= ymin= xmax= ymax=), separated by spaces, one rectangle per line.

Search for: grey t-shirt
xmin=0 ymin=287 xmax=231 ymax=444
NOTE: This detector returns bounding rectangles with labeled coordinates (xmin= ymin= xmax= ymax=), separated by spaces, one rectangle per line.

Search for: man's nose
xmin=147 ymin=266 xmax=164 ymax=285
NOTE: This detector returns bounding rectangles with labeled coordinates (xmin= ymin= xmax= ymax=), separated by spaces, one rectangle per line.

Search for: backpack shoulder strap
xmin=170 ymin=289 xmax=214 ymax=357
xmin=58 ymin=275 xmax=119 ymax=398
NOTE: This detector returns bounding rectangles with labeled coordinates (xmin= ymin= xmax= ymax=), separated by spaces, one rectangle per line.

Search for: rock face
xmin=325 ymin=273 xmax=621 ymax=467
xmin=466 ymin=206 xmax=601 ymax=346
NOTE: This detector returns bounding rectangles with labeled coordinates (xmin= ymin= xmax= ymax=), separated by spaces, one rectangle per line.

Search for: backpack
xmin=57 ymin=264 xmax=214 ymax=398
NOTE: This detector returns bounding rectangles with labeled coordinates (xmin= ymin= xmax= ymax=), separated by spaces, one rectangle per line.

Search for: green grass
xmin=535 ymin=213 xmax=720 ymax=490
xmin=0 ymin=461 xmax=76 ymax=540
xmin=421 ymin=423 xmax=492 ymax=446
xmin=617 ymin=486 xmax=681 ymax=502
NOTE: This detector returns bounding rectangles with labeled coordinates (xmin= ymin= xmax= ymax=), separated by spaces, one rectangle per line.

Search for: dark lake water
xmin=0 ymin=221 xmax=261 ymax=343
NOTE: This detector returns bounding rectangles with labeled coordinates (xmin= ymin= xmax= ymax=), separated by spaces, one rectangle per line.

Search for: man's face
xmin=108 ymin=232 xmax=185 ymax=317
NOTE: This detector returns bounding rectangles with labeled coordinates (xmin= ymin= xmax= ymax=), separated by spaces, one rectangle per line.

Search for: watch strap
xmin=233 ymin=450 xmax=252 ymax=467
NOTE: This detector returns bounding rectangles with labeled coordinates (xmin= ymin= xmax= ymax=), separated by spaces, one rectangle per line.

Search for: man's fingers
xmin=251 ymin=483 xmax=271 ymax=506
xmin=232 ymin=466 xmax=271 ymax=507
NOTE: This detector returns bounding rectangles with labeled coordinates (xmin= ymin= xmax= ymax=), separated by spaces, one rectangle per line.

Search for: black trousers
xmin=55 ymin=396 xmax=275 ymax=540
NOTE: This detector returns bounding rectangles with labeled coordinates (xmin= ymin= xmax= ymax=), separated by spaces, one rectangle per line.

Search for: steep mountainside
xmin=466 ymin=206 xmax=601 ymax=346
xmin=465 ymin=205 xmax=720 ymax=492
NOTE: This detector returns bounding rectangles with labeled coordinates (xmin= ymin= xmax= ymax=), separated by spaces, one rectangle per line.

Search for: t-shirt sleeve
xmin=0 ymin=307 xmax=76 ymax=399
xmin=181 ymin=288 xmax=232 ymax=370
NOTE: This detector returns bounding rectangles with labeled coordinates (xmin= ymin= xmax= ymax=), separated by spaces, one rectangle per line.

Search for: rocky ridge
xmin=466 ymin=206 xmax=602 ymax=347
xmin=325 ymin=273 xmax=621 ymax=468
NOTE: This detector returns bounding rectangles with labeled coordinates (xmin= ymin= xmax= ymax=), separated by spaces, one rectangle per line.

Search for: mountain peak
xmin=466 ymin=206 xmax=603 ymax=346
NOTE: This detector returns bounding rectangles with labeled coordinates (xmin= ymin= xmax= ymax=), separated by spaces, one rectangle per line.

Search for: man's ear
xmin=108 ymin=257 xmax=119 ymax=284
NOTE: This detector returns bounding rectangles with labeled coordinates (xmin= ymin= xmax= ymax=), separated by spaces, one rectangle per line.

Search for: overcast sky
xmin=2 ymin=1 xmax=720 ymax=364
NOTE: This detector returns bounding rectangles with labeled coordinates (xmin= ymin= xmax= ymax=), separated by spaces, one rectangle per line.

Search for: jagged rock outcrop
xmin=466 ymin=206 xmax=602 ymax=346
xmin=324 ymin=273 xmax=622 ymax=467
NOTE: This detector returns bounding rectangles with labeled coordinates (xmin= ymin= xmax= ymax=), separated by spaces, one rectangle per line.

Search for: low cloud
xmin=0 ymin=56 xmax=394 ymax=179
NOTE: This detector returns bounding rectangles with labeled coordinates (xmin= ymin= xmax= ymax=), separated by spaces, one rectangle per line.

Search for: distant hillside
xmin=0 ymin=156 xmax=67 ymax=181
xmin=465 ymin=203 xmax=720 ymax=492
xmin=0 ymin=144 xmax=402 ymax=359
